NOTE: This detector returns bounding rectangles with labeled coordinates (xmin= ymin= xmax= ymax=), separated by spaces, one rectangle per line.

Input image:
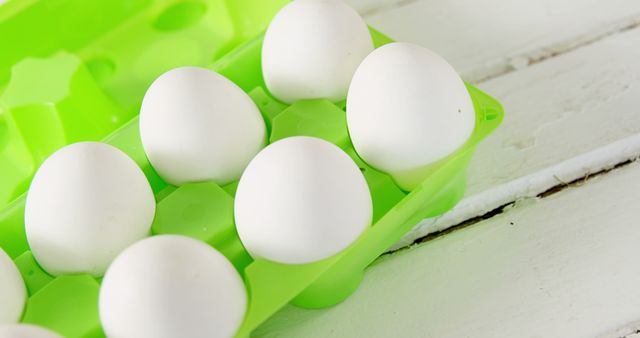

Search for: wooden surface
xmin=258 ymin=0 xmax=640 ymax=337
xmin=354 ymin=0 xmax=640 ymax=82
xmin=395 ymin=25 xmax=640 ymax=249
xmin=258 ymin=162 xmax=640 ymax=338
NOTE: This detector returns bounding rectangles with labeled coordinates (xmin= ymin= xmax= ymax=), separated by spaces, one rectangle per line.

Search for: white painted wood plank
xmin=256 ymin=162 xmax=640 ymax=338
xmin=469 ymin=27 xmax=640 ymax=195
xmin=345 ymin=0 xmax=640 ymax=250
xmin=361 ymin=0 xmax=640 ymax=83
xmin=393 ymin=25 xmax=640 ymax=249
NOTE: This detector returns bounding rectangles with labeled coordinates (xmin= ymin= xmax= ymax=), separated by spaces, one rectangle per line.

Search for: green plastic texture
xmin=0 ymin=1 xmax=504 ymax=337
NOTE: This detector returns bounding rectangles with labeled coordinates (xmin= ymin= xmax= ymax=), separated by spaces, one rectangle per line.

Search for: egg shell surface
xmin=234 ymin=136 xmax=372 ymax=264
xmin=0 ymin=324 xmax=63 ymax=338
xmin=0 ymin=248 xmax=26 ymax=323
xmin=346 ymin=42 xmax=476 ymax=190
xmin=25 ymin=142 xmax=155 ymax=277
xmin=262 ymin=0 xmax=374 ymax=103
xmin=140 ymin=66 xmax=266 ymax=186
xmin=99 ymin=235 xmax=247 ymax=338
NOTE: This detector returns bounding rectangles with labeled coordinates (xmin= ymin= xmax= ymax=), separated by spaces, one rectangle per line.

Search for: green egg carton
xmin=0 ymin=0 xmax=504 ymax=337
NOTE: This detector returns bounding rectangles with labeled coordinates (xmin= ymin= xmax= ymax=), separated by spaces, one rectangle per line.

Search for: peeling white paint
xmin=391 ymin=134 xmax=640 ymax=250
xmin=392 ymin=26 xmax=640 ymax=249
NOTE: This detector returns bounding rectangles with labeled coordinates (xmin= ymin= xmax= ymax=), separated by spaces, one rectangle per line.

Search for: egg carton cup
xmin=0 ymin=0 xmax=503 ymax=337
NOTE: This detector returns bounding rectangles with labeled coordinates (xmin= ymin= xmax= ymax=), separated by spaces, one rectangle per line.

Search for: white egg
xmin=235 ymin=136 xmax=372 ymax=264
xmin=346 ymin=42 xmax=476 ymax=190
xmin=262 ymin=0 xmax=374 ymax=103
xmin=99 ymin=235 xmax=247 ymax=338
xmin=0 ymin=324 xmax=63 ymax=338
xmin=25 ymin=142 xmax=155 ymax=277
xmin=0 ymin=248 xmax=26 ymax=323
xmin=140 ymin=66 xmax=266 ymax=186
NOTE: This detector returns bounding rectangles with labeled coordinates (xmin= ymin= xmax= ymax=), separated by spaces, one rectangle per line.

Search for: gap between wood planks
xmin=623 ymin=330 xmax=640 ymax=338
xmin=351 ymin=0 xmax=640 ymax=252
xmin=357 ymin=0 xmax=640 ymax=83
xmin=385 ymin=155 xmax=640 ymax=256
xmin=610 ymin=324 xmax=640 ymax=338
xmin=483 ymin=19 xmax=640 ymax=84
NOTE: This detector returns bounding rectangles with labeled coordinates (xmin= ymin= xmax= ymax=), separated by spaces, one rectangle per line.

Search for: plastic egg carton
xmin=0 ymin=0 xmax=503 ymax=337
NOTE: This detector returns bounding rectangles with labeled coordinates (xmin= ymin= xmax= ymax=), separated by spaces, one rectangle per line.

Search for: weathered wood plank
xmin=257 ymin=162 xmax=640 ymax=338
xmin=359 ymin=0 xmax=640 ymax=82
xmin=394 ymin=26 xmax=640 ymax=249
